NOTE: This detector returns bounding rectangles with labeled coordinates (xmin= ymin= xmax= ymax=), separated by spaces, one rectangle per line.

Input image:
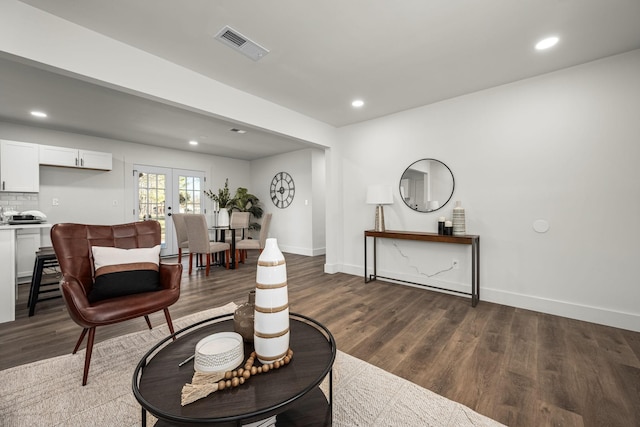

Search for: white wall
xmin=331 ymin=50 xmax=640 ymax=332
xmin=0 ymin=126 xmax=333 ymax=284
xmin=0 ymin=121 xmax=251 ymax=227
xmin=251 ymin=149 xmax=326 ymax=256
xmin=0 ymin=0 xmax=336 ymax=150
xmin=2 ymin=0 xmax=638 ymax=332
xmin=0 ymin=121 xmax=325 ymax=257
xmin=0 ymin=0 xmax=332 ymax=260
xmin=311 ymin=149 xmax=326 ymax=254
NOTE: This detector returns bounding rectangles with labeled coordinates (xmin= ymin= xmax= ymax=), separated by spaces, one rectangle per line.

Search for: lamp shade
xmin=366 ymin=185 xmax=393 ymax=205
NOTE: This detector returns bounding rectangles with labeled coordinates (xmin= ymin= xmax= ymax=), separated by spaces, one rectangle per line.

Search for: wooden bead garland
xmin=181 ymin=349 xmax=293 ymax=406
xmin=218 ymin=349 xmax=293 ymax=391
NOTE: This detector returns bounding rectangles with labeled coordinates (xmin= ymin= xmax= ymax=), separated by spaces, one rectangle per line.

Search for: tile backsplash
xmin=0 ymin=192 xmax=40 ymax=212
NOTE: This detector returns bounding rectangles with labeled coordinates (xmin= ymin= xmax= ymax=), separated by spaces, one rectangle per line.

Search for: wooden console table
xmin=364 ymin=230 xmax=480 ymax=307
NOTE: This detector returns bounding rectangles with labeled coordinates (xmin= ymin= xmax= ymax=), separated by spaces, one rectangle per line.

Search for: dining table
xmin=209 ymin=224 xmax=247 ymax=269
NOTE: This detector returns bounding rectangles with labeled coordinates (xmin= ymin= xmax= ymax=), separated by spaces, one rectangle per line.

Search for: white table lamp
xmin=366 ymin=185 xmax=393 ymax=232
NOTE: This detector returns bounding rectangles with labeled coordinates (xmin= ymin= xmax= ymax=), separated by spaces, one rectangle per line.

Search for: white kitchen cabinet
xmin=39 ymin=144 xmax=112 ymax=171
xmin=0 ymin=223 xmax=51 ymax=323
xmin=0 ymin=228 xmax=16 ymax=323
xmin=38 ymin=145 xmax=76 ymax=168
xmin=16 ymin=229 xmax=41 ymax=281
xmin=0 ymin=140 xmax=40 ymax=192
xmin=79 ymin=149 xmax=112 ymax=170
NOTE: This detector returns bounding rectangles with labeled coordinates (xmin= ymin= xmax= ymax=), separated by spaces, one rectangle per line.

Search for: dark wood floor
xmin=2 ymin=252 xmax=639 ymax=426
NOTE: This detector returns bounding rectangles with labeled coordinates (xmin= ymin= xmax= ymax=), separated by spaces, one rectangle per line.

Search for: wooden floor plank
xmin=1 ymin=252 xmax=639 ymax=426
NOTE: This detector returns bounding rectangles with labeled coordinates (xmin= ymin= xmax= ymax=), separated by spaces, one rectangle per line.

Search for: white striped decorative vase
xmin=253 ymin=238 xmax=290 ymax=364
xmin=452 ymin=201 xmax=466 ymax=236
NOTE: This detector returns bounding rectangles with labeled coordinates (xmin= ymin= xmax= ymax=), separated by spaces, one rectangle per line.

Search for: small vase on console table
xmin=452 ymin=201 xmax=466 ymax=236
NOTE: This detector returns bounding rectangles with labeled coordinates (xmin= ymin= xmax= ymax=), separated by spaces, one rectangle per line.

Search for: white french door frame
xmin=133 ymin=165 xmax=206 ymax=257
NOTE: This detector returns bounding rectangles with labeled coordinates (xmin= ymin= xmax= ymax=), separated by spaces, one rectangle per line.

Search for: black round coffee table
xmin=132 ymin=312 xmax=336 ymax=426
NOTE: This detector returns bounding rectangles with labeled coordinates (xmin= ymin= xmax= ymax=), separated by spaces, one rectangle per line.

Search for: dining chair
xmin=230 ymin=211 xmax=251 ymax=238
xmin=235 ymin=213 xmax=272 ymax=263
xmin=171 ymin=213 xmax=189 ymax=263
xmin=184 ymin=214 xmax=230 ymax=275
xmin=228 ymin=211 xmax=250 ymax=268
xmin=230 ymin=210 xmax=250 ymax=228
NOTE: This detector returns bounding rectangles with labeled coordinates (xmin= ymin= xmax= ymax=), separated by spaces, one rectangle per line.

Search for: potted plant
xmin=205 ymin=178 xmax=232 ymax=226
xmin=229 ymin=187 xmax=263 ymax=230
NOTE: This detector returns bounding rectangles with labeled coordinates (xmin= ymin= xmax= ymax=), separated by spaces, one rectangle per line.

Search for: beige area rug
xmin=0 ymin=303 xmax=504 ymax=426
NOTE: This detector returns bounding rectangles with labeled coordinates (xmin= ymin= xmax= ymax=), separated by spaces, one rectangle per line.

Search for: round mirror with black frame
xmin=399 ymin=159 xmax=455 ymax=212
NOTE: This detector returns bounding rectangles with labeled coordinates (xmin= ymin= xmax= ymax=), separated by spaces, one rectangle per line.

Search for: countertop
xmin=0 ymin=222 xmax=52 ymax=230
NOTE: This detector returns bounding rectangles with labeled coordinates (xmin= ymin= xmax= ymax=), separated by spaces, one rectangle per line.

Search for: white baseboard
xmin=279 ymin=244 xmax=325 ymax=257
xmin=324 ymin=263 xmax=341 ymax=274
xmin=312 ymin=246 xmax=326 ymax=256
xmin=338 ymin=264 xmax=640 ymax=333
xmin=482 ymin=288 xmax=640 ymax=333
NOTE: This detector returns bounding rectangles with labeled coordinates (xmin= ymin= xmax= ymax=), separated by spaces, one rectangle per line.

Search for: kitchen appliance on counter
xmin=4 ymin=210 xmax=47 ymax=225
xmin=8 ymin=215 xmax=45 ymax=225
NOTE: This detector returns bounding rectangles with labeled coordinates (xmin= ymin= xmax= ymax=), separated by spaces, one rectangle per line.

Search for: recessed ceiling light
xmin=230 ymin=128 xmax=247 ymax=134
xmin=189 ymin=140 xmax=198 ymax=146
xmin=352 ymin=100 xmax=364 ymax=108
xmin=535 ymin=36 xmax=559 ymax=50
xmin=30 ymin=111 xmax=47 ymax=118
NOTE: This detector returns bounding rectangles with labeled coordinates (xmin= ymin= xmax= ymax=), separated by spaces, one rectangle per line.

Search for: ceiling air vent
xmin=214 ymin=26 xmax=269 ymax=61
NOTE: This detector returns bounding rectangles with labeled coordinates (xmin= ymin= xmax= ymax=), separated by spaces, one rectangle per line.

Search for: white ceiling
xmin=2 ymin=0 xmax=640 ymax=160
xmin=0 ymin=55 xmax=310 ymax=160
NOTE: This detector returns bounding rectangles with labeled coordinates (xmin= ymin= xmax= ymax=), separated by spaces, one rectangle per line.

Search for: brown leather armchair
xmin=50 ymin=221 xmax=182 ymax=385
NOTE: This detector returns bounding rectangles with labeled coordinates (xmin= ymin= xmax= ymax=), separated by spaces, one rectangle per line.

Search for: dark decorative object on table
xmin=234 ymin=290 xmax=255 ymax=342
xmin=444 ymin=220 xmax=453 ymax=235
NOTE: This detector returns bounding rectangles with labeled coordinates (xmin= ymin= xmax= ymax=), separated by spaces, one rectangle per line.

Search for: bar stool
xmin=27 ymin=247 xmax=62 ymax=316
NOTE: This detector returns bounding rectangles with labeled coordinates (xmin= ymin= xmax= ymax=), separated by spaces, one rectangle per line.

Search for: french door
xmin=134 ymin=165 xmax=205 ymax=256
